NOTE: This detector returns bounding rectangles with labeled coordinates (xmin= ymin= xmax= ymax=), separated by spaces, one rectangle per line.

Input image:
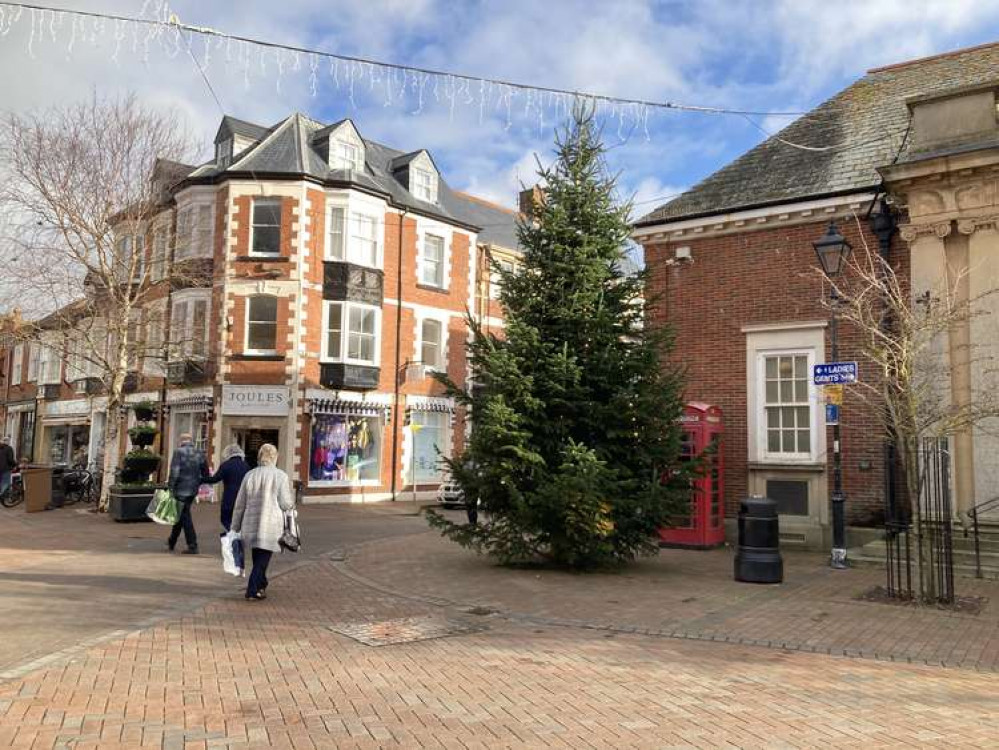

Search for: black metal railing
xmin=965 ymin=495 xmax=999 ymax=579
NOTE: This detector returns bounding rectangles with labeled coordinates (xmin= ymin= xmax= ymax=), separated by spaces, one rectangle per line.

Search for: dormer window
xmin=412 ymin=167 xmax=437 ymax=203
xmin=216 ymin=138 xmax=233 ymax=169
xmin=333 ymin=139 xmax=364 ymax=172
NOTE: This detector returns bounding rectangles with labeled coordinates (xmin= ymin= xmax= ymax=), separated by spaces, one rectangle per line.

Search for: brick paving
xmin=344 ymin=517 xmax=999 ymax=671
xmin=1 ymin=505 xmax=999 ymax=747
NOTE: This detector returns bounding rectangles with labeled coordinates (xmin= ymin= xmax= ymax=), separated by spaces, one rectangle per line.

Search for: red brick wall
xmin=644 ymin=218 xmax=908 ymax=525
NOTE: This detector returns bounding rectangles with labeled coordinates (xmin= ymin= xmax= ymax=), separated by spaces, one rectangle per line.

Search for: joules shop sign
xmin=221 ymin=386 xmax=291 ymax=416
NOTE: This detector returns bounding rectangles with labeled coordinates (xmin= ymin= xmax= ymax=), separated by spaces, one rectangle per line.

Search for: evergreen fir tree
xmin=428 ymin=107 xmax=688 ymax=567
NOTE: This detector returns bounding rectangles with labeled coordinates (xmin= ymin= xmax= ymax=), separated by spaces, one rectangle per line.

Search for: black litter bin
xmin=49 ymin=466 xmax=66 ymax=508
xmin=734 ymin=496 xmax=783 ymax=583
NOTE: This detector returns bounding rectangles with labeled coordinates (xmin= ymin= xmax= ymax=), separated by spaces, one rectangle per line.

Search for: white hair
xmin=257 ymin=443 xmax=278 ymax=467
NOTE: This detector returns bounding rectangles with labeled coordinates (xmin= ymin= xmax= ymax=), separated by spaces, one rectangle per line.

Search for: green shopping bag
xmin=146 ymin=488 xmax=180 ymax=525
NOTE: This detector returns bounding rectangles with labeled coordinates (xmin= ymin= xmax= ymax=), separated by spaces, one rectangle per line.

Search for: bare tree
xmin=826 ymin=216 xmax=999 ymax=600
xmin=0 ymin=94 xmax=198 ymax=510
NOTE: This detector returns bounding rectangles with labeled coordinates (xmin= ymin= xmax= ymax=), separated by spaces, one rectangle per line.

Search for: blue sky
xmin=4 ymin=0 xmax=999 ymax=219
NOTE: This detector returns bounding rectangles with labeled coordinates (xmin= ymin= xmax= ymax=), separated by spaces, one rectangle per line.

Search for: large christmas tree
xmin=429 ymin=108 xmax=688 ymax=567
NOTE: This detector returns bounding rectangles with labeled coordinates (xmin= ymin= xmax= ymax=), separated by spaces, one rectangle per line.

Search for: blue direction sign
xmin=813 ymin=362 xmax=858 ymax=385
xmin=826 ymin=403 xmax=840 ymax=425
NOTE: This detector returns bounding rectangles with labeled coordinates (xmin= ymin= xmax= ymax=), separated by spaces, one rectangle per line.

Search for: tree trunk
xmin=98 ymin=363 xmax=127 ymax=512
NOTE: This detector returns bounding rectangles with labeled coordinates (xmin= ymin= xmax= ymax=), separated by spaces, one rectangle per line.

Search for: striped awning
xmin=406 ymin=397 xmax=455 ymax=413
xmin=309 ymin=398 xmax=387 ymax=417
xmin=165 ymin=395 xmax=214 ymax=412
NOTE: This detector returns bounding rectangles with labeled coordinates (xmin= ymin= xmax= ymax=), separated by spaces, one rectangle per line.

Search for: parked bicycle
xmin=0 ymin=469 xmax=24 ymax=508
xmin=63 ymin=464 xmax=99 ymax=505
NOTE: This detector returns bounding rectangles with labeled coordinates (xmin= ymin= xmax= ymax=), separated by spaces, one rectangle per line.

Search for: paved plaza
xmin=0 ymin=503 xmax=998 ymax=748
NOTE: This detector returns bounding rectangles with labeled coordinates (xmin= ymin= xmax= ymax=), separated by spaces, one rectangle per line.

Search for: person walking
xmin=166 ymin=433 xmax=208 ymax=555
xmin=231 ymin=443 xmax=294 ymax=600
xmin=204 ymin=443 xmax=250 ymax=532
xmin=0 ymin=436 xmax=15 ymax=499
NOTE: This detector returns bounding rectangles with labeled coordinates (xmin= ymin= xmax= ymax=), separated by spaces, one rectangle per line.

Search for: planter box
xmin=108 ymin=485 xmax=163 ymax=523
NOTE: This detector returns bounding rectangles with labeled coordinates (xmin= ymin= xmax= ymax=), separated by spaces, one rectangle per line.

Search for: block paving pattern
xmin=344 ymin=529 xmax=999 ymax=671
xmin=1 ymin=557 xmax=999 ymax=748
xmin=329 ymin=615 xmax=488 ymax=647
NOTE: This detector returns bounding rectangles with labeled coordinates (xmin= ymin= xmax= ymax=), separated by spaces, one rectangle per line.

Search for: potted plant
xmin=109 ymin=407 xmax=164 ymax=522
xmin=132 ymin=400 xmax=156 ymax=422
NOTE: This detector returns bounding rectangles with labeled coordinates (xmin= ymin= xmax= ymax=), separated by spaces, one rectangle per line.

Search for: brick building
xmin=635 ymin=44 xmax=999 ymax=549
xmin=0 ymin=112 xmax=520 ymax=502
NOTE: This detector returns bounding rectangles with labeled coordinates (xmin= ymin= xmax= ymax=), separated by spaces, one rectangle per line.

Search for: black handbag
xmin=279 ymin=509 xmax=300 ymax=552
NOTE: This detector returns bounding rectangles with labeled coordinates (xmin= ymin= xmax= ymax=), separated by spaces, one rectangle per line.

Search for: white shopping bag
xmin=221 ymin=530 xmax=244 ymax=577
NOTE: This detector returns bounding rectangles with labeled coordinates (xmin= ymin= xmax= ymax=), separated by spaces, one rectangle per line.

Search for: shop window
xmin=19 ymin=411 xmax=34 ymax=462
xmin=172 ymin=411 xmax=209 ymax=453
xmin=246 ymin=295 xmax=279 ymax=354
xmin=309 ymin=413 xmax=381 ymax=484
xmin=410 ymin=410 xmax=448 ymax=482
xmin=47 ymin=424 xmax=89 ymax=466
xmin=251 ymin=198 xmax=282 ymax=255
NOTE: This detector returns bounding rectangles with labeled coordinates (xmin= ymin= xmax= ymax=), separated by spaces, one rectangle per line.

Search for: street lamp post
xmin=813 ymin=221 xmax=852 ymax=570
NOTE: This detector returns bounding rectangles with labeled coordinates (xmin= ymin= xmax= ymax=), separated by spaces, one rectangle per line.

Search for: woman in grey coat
xmin=231 ymin=443 xmax=294 ymax=600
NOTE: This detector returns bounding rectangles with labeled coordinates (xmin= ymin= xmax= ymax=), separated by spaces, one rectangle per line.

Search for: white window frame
xmin=756 ymin=348 xmax=817 ymax=463
xmin=420 ymin=234 xmax=446 ymax=288
xmin=349 ymin=212 xmax=380 ymax=268
xmin=412 ymin=167 xmax=437 ymax=203
xmin=175 ymin=200 xmax=214 ymax=261
xmin=171 ymin=289 xmax=212 ymax=360
xmin=151 ymin=224 xmax=169 ymax=282
xmin=332 ymin=137 xmax=364 ymax=172
xmin=415 ymin=314 xmax=448 ymax=372
xmin=38 ymin=336 xmax=62 ymax=385
xmin=10 ymin=344 xmax=22 ymax=386
xmin=326 ymin=205 xmax=347 ymax=262
xmin=415 ymin=219 xmax=453 ymax=291
xmin=143 ymin=299 xmax=168 ymax=375
xmin=249 ymin=197 xmax=282 ymax=257
xmin=321 ymin=301 xmax=382 ymax=367
xmin=490 ymin=258 xmax=516 ymax=299
xmin=244 ymin=294 xmax=280 ymax=356
xmin=26 ymin=343 xmax=39 ymax=382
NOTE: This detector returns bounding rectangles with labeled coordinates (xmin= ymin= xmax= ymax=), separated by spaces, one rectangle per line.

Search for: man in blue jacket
xmin=167 ymin=433 xmax=208 ymax=554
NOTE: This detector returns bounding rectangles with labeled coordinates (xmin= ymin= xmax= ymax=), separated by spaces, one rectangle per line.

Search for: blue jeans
xmin=0 ymin=471 xmax=10 ymax=497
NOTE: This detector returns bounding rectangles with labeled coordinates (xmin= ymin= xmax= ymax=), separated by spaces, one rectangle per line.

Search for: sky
xmin=2 ymin=0 xmax=999 ymax=223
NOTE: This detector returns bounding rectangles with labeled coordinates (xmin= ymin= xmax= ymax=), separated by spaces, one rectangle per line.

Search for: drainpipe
xmin=390 ymin=209 xmax=408 ymax=501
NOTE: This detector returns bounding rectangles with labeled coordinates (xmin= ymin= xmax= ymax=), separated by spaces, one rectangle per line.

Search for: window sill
xmin=748 ymin=461 xmax=825 ymax=473
xmin=320 ymin=358 xmax=380 ymax=368
xmin=417 ymin=283 xmax=449 ymax=294
xmin=236 ymin=255 xmax=288 ymax=263
xmin=230 ymin=353 xmax=284 ymax=362
xmin=308 ymin=480 xmax=382 ymax=488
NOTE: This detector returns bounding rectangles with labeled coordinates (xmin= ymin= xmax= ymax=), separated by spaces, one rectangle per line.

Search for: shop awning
xmin=166 ymin=395 xmax=214 ymax=412
xmin=405 ymin=396 xmax=455 ymax=413
xmin=308 ymin=398 xmax=388 ymax=417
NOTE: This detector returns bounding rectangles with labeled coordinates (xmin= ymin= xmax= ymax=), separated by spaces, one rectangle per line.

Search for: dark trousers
xmin=247 ymin=548 xmax=272 ymax=597
xmin=168 ymin=497 xmax=197 ymax=550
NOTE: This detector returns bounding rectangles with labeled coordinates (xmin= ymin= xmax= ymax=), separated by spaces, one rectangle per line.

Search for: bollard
xmin=734 ymin=496 xmax=783 ymax=584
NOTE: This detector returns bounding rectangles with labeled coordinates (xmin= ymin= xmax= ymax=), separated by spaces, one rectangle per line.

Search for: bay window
xmin=323 ymin=301 xmax=380 ymax=366
xmin=151 ymin=227 xmax=168 ymax=281
xmin=10 ymin=345 xmax=22 ymax=386
xmin=175 ymin=203 xmax=214 ymax=260
xmin=171 ymin=291 xmax=212 ymax=359
xmin=245 ymin=295 xmax=278 ymax=355
xmin=350 ymin=214 xmax=379 ymax=267
xmin=251 ymin=198 xmax=282 ymax=255
xmin=26 ymin=343 xmax=39 ymax=382
xmin=327 ymin=206 xmax=346 ymax=261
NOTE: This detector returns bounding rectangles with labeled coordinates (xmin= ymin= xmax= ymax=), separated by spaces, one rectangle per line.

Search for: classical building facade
xmin=635 ymin=43 xmax=999 ymax=548
xmin=0 ymin=113 xmax=520 ymax=502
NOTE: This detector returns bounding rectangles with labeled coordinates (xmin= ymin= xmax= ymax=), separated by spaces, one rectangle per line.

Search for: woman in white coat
xmin=231 ymin=443 xmax=294 ymax=600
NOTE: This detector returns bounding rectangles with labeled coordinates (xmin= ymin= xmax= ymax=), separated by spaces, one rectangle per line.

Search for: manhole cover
xmin=328 ymin=615 xmax=486 ymax=646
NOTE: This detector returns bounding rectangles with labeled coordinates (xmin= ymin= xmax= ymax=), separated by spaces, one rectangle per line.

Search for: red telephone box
xmin=659 ymin=402 xmax=725 ymax=549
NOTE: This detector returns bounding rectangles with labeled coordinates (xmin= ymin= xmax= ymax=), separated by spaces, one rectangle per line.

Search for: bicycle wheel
xmin=9 ymin=482 xmax=23 ymax=507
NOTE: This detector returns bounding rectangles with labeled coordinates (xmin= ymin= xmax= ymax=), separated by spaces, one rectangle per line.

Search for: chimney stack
xmin=519 ymin=185 xmax=545 ymax=220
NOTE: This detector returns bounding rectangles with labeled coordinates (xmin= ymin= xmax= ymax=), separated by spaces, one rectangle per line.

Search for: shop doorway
xmin=234 ymin=428 xmax=279 ymax=468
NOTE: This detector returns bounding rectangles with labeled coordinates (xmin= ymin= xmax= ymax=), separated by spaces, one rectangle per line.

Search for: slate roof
xmin=184 ymin=113 xmax=521 ymax=250
xmin=636 ymin=42 xmax=999 ymax=226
